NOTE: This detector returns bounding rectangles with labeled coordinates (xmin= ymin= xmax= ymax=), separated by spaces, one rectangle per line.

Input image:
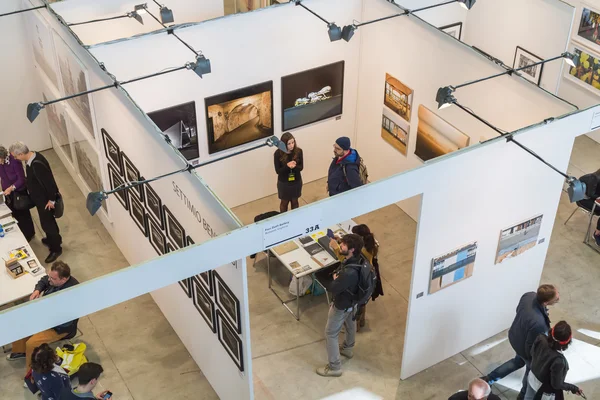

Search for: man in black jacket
xmin=317 ymin=234 xmax=364 ymax=377
xmin=10 ymin=142 xmax=62 ymax=263
xmin=448 ymin=378 xmax=500 ymax=400
xmin=6 ymin=261 xmax=79 ymax=374
xmin=327 ymin=137 xmax=363 ymax=196
xmin=482 ymin=284 xmax=559 ymax=400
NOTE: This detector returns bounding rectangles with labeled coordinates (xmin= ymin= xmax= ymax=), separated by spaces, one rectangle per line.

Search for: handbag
xmin=11 ymin=190 xmax=34 ymax=211
xmin=53 ymin=192 xmax=64 ymax=219
xmin=23 ymin=368 xmax=39 ymax=394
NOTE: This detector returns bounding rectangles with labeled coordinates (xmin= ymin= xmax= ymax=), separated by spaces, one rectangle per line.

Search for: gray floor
xmin=1 ymin=135 xmax=598 ymax=400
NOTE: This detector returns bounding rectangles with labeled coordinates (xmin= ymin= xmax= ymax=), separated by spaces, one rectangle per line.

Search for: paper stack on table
xmin=0 ymin=203 xmax=11 ymax=219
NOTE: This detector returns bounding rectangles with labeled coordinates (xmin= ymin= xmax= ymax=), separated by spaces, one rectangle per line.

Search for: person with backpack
xmin=576 ymin=169 xmax=600 ymax=246
xmin=327 ymin=137 xmax=365 ymax=196
xmin=317 ymin=234 xmax=375 ymax=377
xmin=28 ymin=343 xmax=71 ymax=400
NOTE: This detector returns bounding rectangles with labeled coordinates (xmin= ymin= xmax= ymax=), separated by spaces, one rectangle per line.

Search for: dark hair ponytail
xmin=547 ymin=320 xmax=572 ymax=351
xmin=352 ymin=224 xmax=377 ymax=257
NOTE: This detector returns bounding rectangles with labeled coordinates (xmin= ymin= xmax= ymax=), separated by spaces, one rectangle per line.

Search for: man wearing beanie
xmin=327 ymin=137 xmax=363 ymax=196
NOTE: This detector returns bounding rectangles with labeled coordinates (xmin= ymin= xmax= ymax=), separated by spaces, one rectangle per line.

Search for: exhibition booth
xmin=0 ymin=0 xmax=599 ymax=398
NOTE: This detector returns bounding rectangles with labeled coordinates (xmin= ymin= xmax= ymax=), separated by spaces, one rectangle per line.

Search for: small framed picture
xmin=27 ymin=259 xmax=38 ymax=269
xmin=121 ymin=152 xmax=144 ymax=202
xmin=216 ymin=309 xmax=244 ymax=372
xmin=127 ymin=190 xmax=147 ymax=237
xmin=513 ymin=46 xmax=544 ymax=85
xmin=166 ymin=241 xmax=192 ymax=298
xmin=193 ymin=278 xmax=216 ymax=333
xmin=164 ymin=205 xmax=185 ymax=249
xmin=439 ymin=22 xmax=462 ymax=41
xmin=101 ymin=128 xmax=122 ymax=175
xmin=186 ymin=236 xmax=195 ymax=247
xmin=213 ymin=271 xmax=241 ymax=334
xmin=144 ymin=183 xmax=164 ymax=229
xmin=148 ymin=216 xmax=166 ymax=256
xmin=194 ymin=270 xmax=213 ymax=296
xmin=107 ymin=163 xmax=128 ymax=210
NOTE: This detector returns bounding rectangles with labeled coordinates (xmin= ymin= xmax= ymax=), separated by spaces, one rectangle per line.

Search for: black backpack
xmin=346 ymin=256 xmax=377 ymax=306
xmin=579 ymin=173 xmax=599 ymax=199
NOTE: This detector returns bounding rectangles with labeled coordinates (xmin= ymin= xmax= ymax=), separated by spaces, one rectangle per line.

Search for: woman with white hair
xmin=0 ymin=145 xmax=35 ymax=240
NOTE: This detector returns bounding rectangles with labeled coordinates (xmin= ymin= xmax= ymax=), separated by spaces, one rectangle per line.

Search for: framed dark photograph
xmin=193 ymin=278 xmax=216 ymax=332
xmin=439 ymin=22 xmax=463 ymax=40
xmin=513 ymin=46 xmax=544 ymax=85
xmin=164 ymin=205 xmax=185 ymax=249
xmin=121 ymin=152 xmax=144 ymax=201
xmin=213 ymin=271 xmax=241 ymax=334
xmin=144 ymin=183 xmax=164 ymax=229
xmin=127 ymin=190 xmax=147 ymax=237
xmin=194 ymin=270 xmax=213 ymax=296
xmin=101 ymin=128 xmax=122 ymax=174
xmin=216 ymin=309 xmax=244 ymax=372
xmin=166 ymin=241 xmax=192 ymax=297
xmin=205 ymin=81 xmax=273 ymax=154
xmin=148 ymin=216 xmax=166 ymax=256
xmin=281 ymin=61 xmax=345 ymax=131
xmin=107 ymin=163 xmax=128 ymax=210
xmin=186 ymin=236 xmax=195 ymax=246
xmin=148 ymin=101 xmax=199 ymax=161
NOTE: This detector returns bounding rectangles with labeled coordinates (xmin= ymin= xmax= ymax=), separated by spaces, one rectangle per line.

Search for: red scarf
xmin=336 ymin=150 xmax=351 ymax=165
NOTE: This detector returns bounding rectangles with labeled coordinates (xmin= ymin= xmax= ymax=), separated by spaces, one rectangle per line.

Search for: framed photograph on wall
xmin=108 ymin=163 xmax=128 ymax=210
xmin=101 ymin=129 xmax=122 ymax=175
xmin=166 ymin=241 xmax=192 ymax=297
xmin=144 ymin=183 xmax=164 ymax=229
xmin=121 ymin=153 xmax=144 ymax=202
xmin=429 ymin=242 xmax=477 ymax=295
xmin=575 ymin=3 xmax=600 ymax=54
xmin=414 ymin=105 xmax=470 ymax=162
xmin=193 ymin=278 xmax=216 ymax=333
xmin=496 ymin=215 xmax=543 ymax=264
xmin=438 ymin=22 xmax=462 ymax=40
xmin=565 ymin=45 xmax=600 ymax=95
xmin=186 ymin=236 xmax=194 ymax=247
xmin=26 ymin=10 xmax=60 ymax=90
xmin=127 ymin=190 xmax=147 ymax=237
xmin=205 ymin=81 xmax=274 ymax=154
xmin=513 ymin=46 xmax=544 ymax=85
xmin=281 ymin=61 xmax=345 ymax=131
xmin=193 ymin=270 xmax=213 ymax=296
xmin=164 ymin=206 xmax=186 ymax=249
xmin=216 ymin=309 xmax=244 ymax=372
xmin=147 ymin=101 xmax=199 ymax=161
xmin=213 ymin=271 xmax=241 ymax=334
xmin=148 ymin=216 xmax=166 ymax=256
xmin=384 ymin=73 xmax=413 ymax=122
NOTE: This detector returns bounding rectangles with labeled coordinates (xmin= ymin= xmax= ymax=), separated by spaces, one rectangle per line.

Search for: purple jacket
xmin=0 ymin=154 xmax=26 ymax=191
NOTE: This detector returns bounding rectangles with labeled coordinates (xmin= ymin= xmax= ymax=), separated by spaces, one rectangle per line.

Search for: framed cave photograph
xmin=108 ymin=163 xmax=128 ymax=210
xmin=164 ymin=205 xmax=186 ymax=249
xmin=144 ymin=183 xmax=164 ymax=229
xmin=102 ymin=128 xmax=122 ymax=175
xmin=127 ymin=190 xmax=147 ymax=237
xmin=148 ymin=216 xmax=166 ymax=256
xmin=213 ymin=271 xmax=241 ymax=334
xmin=513 ymin=46 xmax=544 ymax=85
xmin=216 ymin=309 xmax=244 ymax=372
xmin=193 ymin=278 xmax=216 ymax=333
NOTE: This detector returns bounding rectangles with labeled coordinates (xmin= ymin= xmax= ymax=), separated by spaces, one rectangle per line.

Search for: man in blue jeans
xmin=481 ymin=285 xmax=559 ymax=400
xmin=316 ymin=234 xmax=365 ymax=377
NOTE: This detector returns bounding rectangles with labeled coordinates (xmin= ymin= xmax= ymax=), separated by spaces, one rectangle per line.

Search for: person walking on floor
xmin=448 ymin=378 xmax=500 ymax=400
xmin=576 ymin=169 xmax=600 ymax=246
xmin=327 ymin=136 xmax=363 ymax=196
xmin=481 ymin=284 xmax=560 ymax=400
xmin=274 ymin=132 xmax=303 ymax=213
xmin=317 ymin=233 xmax=365 ymax=377
xmin=10 ymin=142 xmax=63 ymax=263
xmin=0 ymin=145 xmax=35 ymax=241
xmin=28 ymin=343 xmax=71 ymax=400
xmin=524 ymin=321 xmax=584 ymax=400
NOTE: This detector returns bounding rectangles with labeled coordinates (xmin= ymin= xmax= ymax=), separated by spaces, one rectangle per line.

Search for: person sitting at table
xmin=576 ymin=169 xmax=600 ymax=246
xmin=6 ymin=261 xmax=80 ymax=376
xmin=0 ymin=145 xmax=35 ymax=241
xmin=28 ymin=343 xmax=71 ymax=400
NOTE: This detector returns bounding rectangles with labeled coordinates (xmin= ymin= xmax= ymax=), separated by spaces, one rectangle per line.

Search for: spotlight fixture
xmin=328 ymin=23 xmax=342 ymax=41
xmin=341 ymin=25 xmax=356 ymax=42
xmin=436 ymin=86 xmax=455 ymax=110
xmin=191 ymin=54 xmax=211 ymax=78
xmin=563 ymin=52 xmax=579 ymax=68
xmin=86 ymin=136 xmax=289 ymax=216
xmin=457 ymin=0 xmax=476 ymax=10
xmin=153 ymin=0 xmax=174 ymax=23
xmin=26 ymin=102 xmax=45 ymax=123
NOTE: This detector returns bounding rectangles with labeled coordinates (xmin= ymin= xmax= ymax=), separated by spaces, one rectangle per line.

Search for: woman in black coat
xmin=274 ymin=132 xmax=303 ymax=213
xmin=524 ymin=321 xmax=584 ymax=400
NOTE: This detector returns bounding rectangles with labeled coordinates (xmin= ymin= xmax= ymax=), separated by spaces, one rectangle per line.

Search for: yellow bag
xmin=55 ymin=342 xmax=88 ymax=376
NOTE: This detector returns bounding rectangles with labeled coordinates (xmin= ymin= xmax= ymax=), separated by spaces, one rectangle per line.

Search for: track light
xmin=191 ymin=54 xmax=211 ymax=78
xmin=86 ymin=136 xmax=289 ymax=216
xmin=159 ymin=6 xmax=174 ymax=23
xmin=457 ymin=0 xmax=476 ymax=10
xmin=563 ymin=52 xmax=579 ymax=68
xmin=341 ymin=25 xmax=356 ymax=42
xmin=328 ymin=23 xmax=342 ymax=41
xmin=27 ymin=102 xmax=45 ymax=123
xmin=436 ymin=86 xmax=455 ymax=110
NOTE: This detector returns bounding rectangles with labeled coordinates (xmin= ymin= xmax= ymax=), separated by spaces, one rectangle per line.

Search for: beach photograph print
xmin=384 ymin=73 xmax=413 ymax=122
xmin=496 ymin=215 xmax=543 ymax=264
xmin=148 ymin=101 xmax=199 ymax=161
xmin=381 ymin=107 xmax=410 ymax=156
xmin=281 ymin=61 xmax=345 ymax=131
xmin=567 ymin=47 xmax=600 ymax=93
xmin=415 ymin=105 xmax=470 ymax=162
xmin=429 ymin=242 xmax=477 ymax=295
xmin=205 ymin=81 xmax=273 ymax=154
xmin=26 ymin=11 xmax=59 ymax=89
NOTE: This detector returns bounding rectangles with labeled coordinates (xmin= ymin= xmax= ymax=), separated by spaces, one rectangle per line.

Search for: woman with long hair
xmin=524 ymin=321 xmax=584 ymax=400
xmin=274 ymin=132 xmax=303 ymax=213
xmin=29 ymin=343 xmax=71 ymax=400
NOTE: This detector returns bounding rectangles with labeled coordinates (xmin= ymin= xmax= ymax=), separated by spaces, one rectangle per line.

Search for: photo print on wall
xmin=144 ymin=183 xmax=164 ymax=229
xmin=164 ymin=206 xmax=186 ymax=249
xmin=566 ymin=46 xmax=600 ymax=94
xmin=193 ymin=278 xmax=216 ymax=333
xmin=216 ymin=309 xmax=244 ymax=372
xmin=439 ymin=22 xmax=463 ymax=40
xmin=43 ymin=93 xmax=72 ymax=163
xmin=213 ymin=271 xmax=241 ymax=334
xmin=127 ymin=190 xmax=148 ymax=237
xmin=205 ymin=81 xmax=273 ymax=154
xmin=384 ymin=73 xmax=413 ymax=122
xmin=147 ymin=101 xmax=199 ymax=161
xmin=414 ymin=105 xmax=470 ymax=162
xmin=496 ymin=215 xmax=543 ymax=264
xmin=121 ymin=153 xmax=144 ymax=202
xmin=148 ymin=216 xmax=166 ymax=256
xmin=27 ymin=11 xmax=59 ymax=89
xmin=429 ymin=242 xmax=477 ymax=295
xmin=281 ymin=61 xmax=344 ymax=131
xmin=513 ymin=46 xmax=544 ymax=85
xmin=577 ymin=4 xmax=600 ymax=53
xmin=166 ymin=241 xmax=192 ymax=298
xmin=381 ymin=108 xmax=410 ymax=156
xmin=108 ymin=163 xmax=128 ymax=210
xmin=101 ymin=129 xmax=122 ymax=175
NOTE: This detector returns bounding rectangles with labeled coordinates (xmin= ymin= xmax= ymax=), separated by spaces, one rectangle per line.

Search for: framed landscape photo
xmin=429 ymin=242 xmax=477 ymax=294
xmin=144 ymin=183 xmax=164 ymax=229
xmin=575 ymin=3 xmax=600 ymax=54
xmin=193 ymin=278 xmax=216 ymax=333
xmin=127 ymin=190 xmax=147 ymax=237
xmin=384 ymin=73 xmax=413 ymax=122
xmin=108 ymin=163 xmax=128 ymax=210
xmin=216 ymin=310 xmax=244 ymax=372
xmin=164 ymin=206 xmax=185 ymax=249
xmin=121 ymin=152 xmax=144 ymax=201
xmin=414 ymin=105 xmax=470 ymax=162
xmin=148 ymin=101 xmax=199 ymax=161
xmin=495 ymin=215 xmax=543 ymax=264
xmin=513 ymin=46 xmax=544 ymax=85
xmin=213 ymin=271 xmax=241 ymax=334
xmin=565 ymin=45 xmax=600 ymax=95
xmin=101 ymin=128 xmax=122 ymax=175
xmin=439 ymin=22 xmax=462 ymax=40
xmin=148 ymin=216 xmax=166 ymax=256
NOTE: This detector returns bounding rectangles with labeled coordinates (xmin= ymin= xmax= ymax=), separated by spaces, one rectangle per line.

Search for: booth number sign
xmin=305 ymin=224 xmax=320 ymax=234
xmin=262 ymin=209 xmax=323 ymax=249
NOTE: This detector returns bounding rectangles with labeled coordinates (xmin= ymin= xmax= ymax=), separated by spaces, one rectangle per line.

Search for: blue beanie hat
xmin=335 ymin=136 xmax=351 ymax=151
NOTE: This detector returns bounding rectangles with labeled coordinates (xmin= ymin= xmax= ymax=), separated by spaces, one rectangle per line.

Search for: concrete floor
xmin=1 ymin=135 xmax=598 ymax=400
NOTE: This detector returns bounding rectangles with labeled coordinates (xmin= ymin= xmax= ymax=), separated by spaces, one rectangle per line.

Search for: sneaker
xmin=594 ymin=232 xmax=600 ymax=246
xmin=339 ymin=346 xmax=354 ymax=359
xmin=316 ymin=364 xmax=342 ymax=377
xmin=6 ymin=353 xmax=25 ymax=361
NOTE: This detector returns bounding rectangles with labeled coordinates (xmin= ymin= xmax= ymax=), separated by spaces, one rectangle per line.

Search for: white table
xmin=267 ymin=220 xmax=357 ymax=320
xmin=0 ymin=205 xmax=45 ymax=308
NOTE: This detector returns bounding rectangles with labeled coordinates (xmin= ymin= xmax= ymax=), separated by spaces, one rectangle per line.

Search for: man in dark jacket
xmin=6 ymin=261 xmax=79 ymax=375
xmin=327 ymin=137 xmax=363 ymax=196
xmin=448 ymin=378 xmax=500 ymax=400
xmin=317 ymin=234 xmax=364 ymax=377
xmin=59 ymin=362 xmax=111 ymax=400
xmin=10 ymin=142 xmax=63 ymax=263
xmin=482 ymin=284 xmax=559 ymax=400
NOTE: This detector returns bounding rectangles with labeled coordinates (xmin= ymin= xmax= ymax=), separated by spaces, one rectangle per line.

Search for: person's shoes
xmin=594 ymin=232 xmax=600 ymax=246
xmin=41 ymin=238 xmax=50 ymax=248
xmin=24 ymin=381 xmax=28 ymax=388
xmin=45 ymin=250 xmax=62 ymax=264
xmin=6 ymin=353 xmax=25 ymax=361
xmin=339 ymin=346 xmax=354 ymax=359
xmin=316 ymin=365 xmax=342 ymax=377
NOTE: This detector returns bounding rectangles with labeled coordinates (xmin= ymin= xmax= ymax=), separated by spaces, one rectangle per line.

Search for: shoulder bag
xmin=11 ymin=189 xmax=34 ymax=211
xmin=32 ymin=159 xmax=64 ymax=218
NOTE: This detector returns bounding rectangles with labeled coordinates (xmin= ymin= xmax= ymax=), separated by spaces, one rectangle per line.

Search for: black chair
xmin=251 ymin=211 xmax=280 ymax=263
